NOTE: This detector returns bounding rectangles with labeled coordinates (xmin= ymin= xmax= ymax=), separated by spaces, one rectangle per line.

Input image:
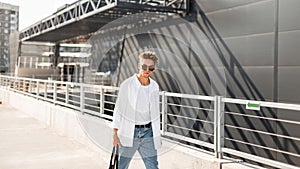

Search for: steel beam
xmin=19 ymin=0 xmax=188 ymax=42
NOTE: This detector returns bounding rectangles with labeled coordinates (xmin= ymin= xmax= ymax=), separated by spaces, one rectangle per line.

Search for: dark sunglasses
xmin=141 ymin=64 xmax=155 ymax=71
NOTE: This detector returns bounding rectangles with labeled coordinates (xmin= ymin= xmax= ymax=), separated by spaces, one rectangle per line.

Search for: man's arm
xmin=112 ymin=128 xmax=121 ymax=147
xmin=112 ymin=83 xmax=126 ymax=147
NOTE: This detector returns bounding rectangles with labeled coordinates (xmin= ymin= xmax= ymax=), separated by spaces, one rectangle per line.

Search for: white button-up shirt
xmin=112 ymin=74 xmax=161 ymax=149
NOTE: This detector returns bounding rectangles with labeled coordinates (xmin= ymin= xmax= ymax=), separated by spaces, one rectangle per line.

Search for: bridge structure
xmin=19 ymin=0 xmax=189 ymax=42
xmin=16 ymin=0 xmax=190 ymax=83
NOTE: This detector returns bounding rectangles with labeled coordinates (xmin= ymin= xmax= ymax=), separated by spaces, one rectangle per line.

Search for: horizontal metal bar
xmin=83 ymin=91 xmax=100 ymax=95
xmin=100 ymin=113 xmax=113 ymax=120
xmin=167 ymin=113 xmax=214 ymax=124
xmin=84 ymin=97 xmax=99 ymax=102
xmin=167 ymin=102 xmax=213 ymax=112
xmin=222 ymin=148 xmax=300 ymax=169
xmin=223 ymin=98 xmax=300 ymax=111
xmin=68 ymin=99 xmax=80 ymax=105
xmin=82 ymin=83 xmax=103 ymax=89
xmin=84 ymin=104 xmax=100 ymax=109
xmin=68 ymin=94 xmax=80 ymax=98
xmin=225 ymin=124 xmax=300 ymax=142
xmin=225 ymin=137 xmax=300 ymax=158
xmin=164 ymin=132 xmax=215 ymax=149
xmin=104 ymin=93 xmax=118 ymax=97
xmin=226 ymin=111 xmax=300 ymax=125
xmin=165 ymin=92 xmax=214 ymax=101
xmin=103 ymin=108 xmax=114 ymax=112
xmin=167 ymin=124 xmax=214 ymax=137
xmin=103 ymin=101 xmax=115 ymax=105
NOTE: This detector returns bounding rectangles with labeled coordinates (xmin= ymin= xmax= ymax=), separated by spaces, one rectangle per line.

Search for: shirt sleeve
xmin=112 ymin=83 xmax=125 ymax=129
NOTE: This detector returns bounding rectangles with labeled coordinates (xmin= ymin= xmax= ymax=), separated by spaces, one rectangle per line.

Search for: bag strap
xmin=109 ymin=146 xmax=119 ymax=169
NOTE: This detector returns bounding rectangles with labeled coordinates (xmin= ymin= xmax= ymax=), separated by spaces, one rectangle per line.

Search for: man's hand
xmin=113 ymin=128 xmax=121 ymax=147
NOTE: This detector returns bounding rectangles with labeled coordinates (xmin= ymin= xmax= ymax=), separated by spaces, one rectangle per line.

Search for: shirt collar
xmin=133 ymin=74 xmax=153 ymax=87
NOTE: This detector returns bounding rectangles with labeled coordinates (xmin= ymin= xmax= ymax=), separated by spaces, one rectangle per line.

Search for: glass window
xmin=5 ymin=16 xmax=9 ymax=21
xmin=11 ymin=11 xmax=16 ymax=14
xmin=4 ymin=29 xmax=9 ymax=34
xmin=5 ymin=10 xmax=9 ymax=15
xmin=4 ymin=23 xmax=9 ymax=27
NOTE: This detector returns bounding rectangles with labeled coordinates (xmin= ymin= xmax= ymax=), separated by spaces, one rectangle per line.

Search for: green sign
xmin=246 ymin=101 xmax=260 ymax=110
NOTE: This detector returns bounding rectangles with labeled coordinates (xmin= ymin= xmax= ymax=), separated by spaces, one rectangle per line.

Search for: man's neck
xmin=137 ymin=74 xmax=150 ymax=86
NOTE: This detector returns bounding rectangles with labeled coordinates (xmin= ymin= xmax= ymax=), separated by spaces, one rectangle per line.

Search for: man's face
xmin=138 ymin=59 xmax=155 ymax=78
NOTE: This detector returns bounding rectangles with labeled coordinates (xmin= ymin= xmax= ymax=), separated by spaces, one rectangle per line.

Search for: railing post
xmin=36 ymin=81 xmax=40 ymax=97
xmin=53 ymin=82 xmax=57 ymax=103
xmin=65 ymin=84 xmax=69 ymax=104
xmin=29 ymin=80 xmax=32 ymax=93
xmin=7 ymin=77 xmax=10 ymax=89
xmin=100 ymin=86 xmax=104 ymax=114
xmin=80 ymin=84 xmax=84 ymax=113
xmin=6 ymin=77 xmax=9 ymax=89
xmin=7 ymin=77 xmax=9 ymax=88
xmin=214 ymin=96 xmax=218 ymax=157
xmin=23 ymin=79 xmax=26 ymax=92
xmin=13 ymin=77 xmax=16 ymax=91
xmin=161 ymin=91 xmax=168 ymax=135
xmin=18 ymin=79 xmax=20 ymax=91
xmin=2 ymin=76 xmax=4 ymax=87
xmin=5 ymin=77 xmax=8 ymax=88
xmin=44 ymin=82 xmax=47 ymax=98
xmin=214 ymin=96 xmax=224 ymax=159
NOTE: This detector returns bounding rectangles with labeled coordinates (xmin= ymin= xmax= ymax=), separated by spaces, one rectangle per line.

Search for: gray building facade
xmin=89 ymin=0 xmax=300 ymax=167
xmin=0 ymin=2 xmax=19 ymax=73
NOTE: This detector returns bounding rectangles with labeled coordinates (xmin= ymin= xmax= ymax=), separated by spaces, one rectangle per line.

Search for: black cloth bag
xmin=108 ymin=146 xmax=119 ymax=169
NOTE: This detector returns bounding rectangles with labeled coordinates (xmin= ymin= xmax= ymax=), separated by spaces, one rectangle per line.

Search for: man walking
xmin=112 ymin=51 xmax=161 ymax=169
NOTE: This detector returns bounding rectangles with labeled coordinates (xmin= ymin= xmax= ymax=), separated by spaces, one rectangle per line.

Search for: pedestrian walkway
xmin=0 ymin=96 xmax=264 ymax=169
xmin=0 ymin=103 xmax=106 ymax=169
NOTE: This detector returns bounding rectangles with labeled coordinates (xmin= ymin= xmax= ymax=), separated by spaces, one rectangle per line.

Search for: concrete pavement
xmin=0 ymin=103 xmax=106 ymax=169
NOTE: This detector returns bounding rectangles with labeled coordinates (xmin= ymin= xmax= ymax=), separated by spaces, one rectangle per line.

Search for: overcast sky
xmin=1 ymin=0 xmax=75 ymax=30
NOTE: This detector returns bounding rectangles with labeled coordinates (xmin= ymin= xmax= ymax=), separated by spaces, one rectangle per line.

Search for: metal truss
xmin=19 ymin=0 xmax=189 ymax=42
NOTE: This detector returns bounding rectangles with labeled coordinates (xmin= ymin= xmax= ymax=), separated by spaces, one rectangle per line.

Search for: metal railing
xmin=0 ymin=75 xmax=299 ymax=169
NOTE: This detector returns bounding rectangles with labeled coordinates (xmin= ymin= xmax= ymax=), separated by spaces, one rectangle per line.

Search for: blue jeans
xmin=118 ymin=127 xmax=158 ymax=169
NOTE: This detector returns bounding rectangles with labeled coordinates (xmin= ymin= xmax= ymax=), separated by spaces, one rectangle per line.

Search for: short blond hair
xmin=139 ymin=51 xmax=158 ymax=64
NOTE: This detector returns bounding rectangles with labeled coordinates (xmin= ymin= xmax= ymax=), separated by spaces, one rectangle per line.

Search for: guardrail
xmin=0 ymin=75 xmax=299 ymax=169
